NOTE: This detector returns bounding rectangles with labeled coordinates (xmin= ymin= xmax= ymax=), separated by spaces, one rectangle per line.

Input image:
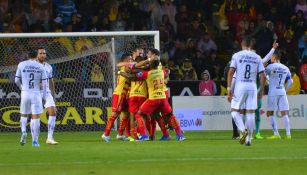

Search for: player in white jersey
xmin=15 ymin=50 xmax=47 ymax=147
xmin=227 ymin=38 xmax=266 ymax=146
xmin=36 ymin=48 xmax=59 ymax=145
xmin=265 ymin=51 xmax=292 ymax=140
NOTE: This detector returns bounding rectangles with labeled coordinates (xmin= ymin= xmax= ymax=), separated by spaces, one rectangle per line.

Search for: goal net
xmin=0 ymin=31 xmax=159 ymax=132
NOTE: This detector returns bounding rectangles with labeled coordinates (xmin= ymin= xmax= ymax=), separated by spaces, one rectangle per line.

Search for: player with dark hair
xmin=36 ymin=47 xmax=59 ymax=145
xmin=16 ymin=49 xmax=48 ymax=147
xmin=101 ymin=53 xmax=132 ymax=142
xmin=132 ymin=49 xmax=185 ymax=141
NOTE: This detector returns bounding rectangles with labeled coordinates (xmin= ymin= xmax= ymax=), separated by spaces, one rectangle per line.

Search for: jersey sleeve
xmin=258 ymin=57 xmax=265 ymax=73
xmin=15 ymin=64 xmax=21 ymax=78
xmin=136 ymin=70 xmax=148 ymax=80
xmin=229 ymin=54 xmax=237 ymax=69
xmin=48 ymin=64 xmax=53 ymax=79
xmin=41 ymin=66 xmax=47 ymax=80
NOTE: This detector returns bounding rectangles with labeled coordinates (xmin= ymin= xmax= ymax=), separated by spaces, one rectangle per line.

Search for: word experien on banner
xmin=174 ymin=108 xmax=204 ymax=131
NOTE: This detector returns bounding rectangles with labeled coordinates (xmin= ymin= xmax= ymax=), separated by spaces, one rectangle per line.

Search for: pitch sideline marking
xmin=1 ymin=157 xmax=307 ymax=167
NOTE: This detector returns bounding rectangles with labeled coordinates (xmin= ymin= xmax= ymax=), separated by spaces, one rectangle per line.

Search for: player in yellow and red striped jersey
xmin=101 ymin=53 xmax=132 ymax=142
xmin=125 ymin=56 xmax=149 ymax=141
xmin=133 ymin=49 xmax=185 ymax=141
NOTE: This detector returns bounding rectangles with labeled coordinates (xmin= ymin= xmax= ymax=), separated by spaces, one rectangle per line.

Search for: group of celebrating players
xmin=101 ymin=46 xmax=186 ymax=142
xmin=15 ymin=37 xmax=292 ymax=146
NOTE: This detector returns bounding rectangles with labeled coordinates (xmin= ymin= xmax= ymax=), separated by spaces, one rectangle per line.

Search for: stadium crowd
xmin=0 ymin=0 xmax=306 ymax=93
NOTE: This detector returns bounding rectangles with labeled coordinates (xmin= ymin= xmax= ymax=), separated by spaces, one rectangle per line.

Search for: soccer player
xmin=251 ymin=40 xmax=279 ymax=139
xmin=101 ymin=53 xmax=132 ymax=142
xmin=265 ymin=51 xmax=292 ymax=139
xmin=227 ymin=37 xmax=266 ymax=146
xmin=133 ymin=49 xmax=185 ymax=141
xmin=15 ymin=49 xmax=48 ymax=147
xmin=36 ymin=47 xmax=59 ymax=145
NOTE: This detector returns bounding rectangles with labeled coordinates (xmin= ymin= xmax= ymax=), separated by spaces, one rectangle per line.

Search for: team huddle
xmin=15 ymin=39 xmax=292 ymax=146
xmin=101 ymin=47 xmax=185 ymax=142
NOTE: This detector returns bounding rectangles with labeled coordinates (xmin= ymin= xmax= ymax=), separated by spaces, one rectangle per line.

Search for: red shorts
xmin=112 ymin=94 xmax=128 ymax=113
xmin=139 ymin=98 xmax=172 ymax=116
xmin=128 ymin=96 xmax=147 ymax=113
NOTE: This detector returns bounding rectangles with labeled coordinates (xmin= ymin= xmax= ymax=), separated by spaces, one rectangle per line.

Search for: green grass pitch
xmin=0 ymin=130 xmax=307 ymax=175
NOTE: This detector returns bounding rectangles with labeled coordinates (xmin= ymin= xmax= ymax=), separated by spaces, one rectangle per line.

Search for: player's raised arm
xmin=262 ymin=40 xmax=279 ymax=64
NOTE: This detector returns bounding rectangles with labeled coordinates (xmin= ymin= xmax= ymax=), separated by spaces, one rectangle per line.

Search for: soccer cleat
xmin=160 ymin=135 xmax=171 ymax=141
xmin=239 ymin=129 xmax=248 ymax=144
xmin=149 ymin=136 xmax=155 ymax=141
xmin=46 ymin=138 xmax=59 ymax=145
xmin=285 ymin=135 xmax=292 ymax=140
xmin=32 ymin=141 xmax=40 ymax=147
xmin=245 ymin=141 xmax=251 ymax=146
xmin=101 ymin=134 xmax=111 ymax=142
xmin=176 ymin=134 xmax=186 ymax=141
xmin=116 ymin=134 xmax=126 ymax=140
xmin=20 ymin=132 xmax=27 ymax=146
xmin=232 ymin=136 xmax=240 ymax=140
xmin=137 ymin=134 xmax=149 ymax=141
xmin=254 ymin=133 xmax=264 ymax=140
xmin=266 ymin=135 xmax=281 ymax=140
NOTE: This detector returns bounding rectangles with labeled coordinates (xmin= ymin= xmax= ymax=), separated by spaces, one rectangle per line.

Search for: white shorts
xmin=267 ymin=95 xmax=289 ymax=111
xmin=231 ymin=89 xmax=257 ymax=110
xmin=20 ymin=91 xmax=43 ymax=115
xmin=43 ymin=92 xmax=56 ymax=108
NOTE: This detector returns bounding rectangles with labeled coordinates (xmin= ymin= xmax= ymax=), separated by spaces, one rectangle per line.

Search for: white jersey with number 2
xmin=15 ymin=59 xmax=47 ymax=92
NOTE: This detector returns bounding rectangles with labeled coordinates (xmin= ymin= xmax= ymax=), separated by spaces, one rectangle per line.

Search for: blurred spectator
xmin=110 ymin=12 xmax=126 ymax=31
xmin=299 ymin=57 xmax=307 ymax=93
xmin=199 ymin=69 xmax=217 ymax=96
xmin=161 ymin=0 xmax=177 ymax=32
xmin=74 ymin=37 xmax=93 ymax=53
xmin=187 ymin=17 xmax=205 ymax=40
xmin=298 ymin=32 xmax=307 ymax=62
xmin=197 ymin=32 xmax=217 ymax=55
xmin=148 ymin=0 xmax=162 ymax=30
xmin=159 ymin=14 xmax=175 ymax=44
xmin=175 ymin=4 xmax=190 ymax=40
xmin=291 ymin=10 xmax=306 ymax=40
xmin=87 ymin=15 xmax=101 ymax=32
xmin=30 ymin=0 xmax=53 ymax=31
xmin=287 ymin=66 xmax=301 ymax=95
xmin=255 ymin=20 xmax=274 ymax=58
xmin=168 ymin=60 xmax=183 ymax=80
xmin=67 ymin=13 xmax=84 ymax=32
xmin=54 ymin=0 xmax=77 ymax=26
xmin=180 ymin=58 xmax=198 ymax=80
xmin=91 ymin=63 xmax=104 ymax=82
xmin=295 ymin=0 xmax=307 ymax=20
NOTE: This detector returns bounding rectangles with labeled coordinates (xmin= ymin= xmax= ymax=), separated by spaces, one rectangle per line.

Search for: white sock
xmin=30 ymin=119 xmax=35 ymax=142
xmin=48 ymin=116 xmax=56 ymax=139
xmin=31 ymin=118 xmax=40 ymax=142
xmin=269 ymin=116 xmax=279 ymax=135
xmin=246 ymin=113 xmax=255 ymax=143
xmin=231 ymin=111 xmax=245 ymax=133
xmin=282 ymin=115 xmax=291 ymax=136
xmin=20 ymin=116 xmax=28 ymax=133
